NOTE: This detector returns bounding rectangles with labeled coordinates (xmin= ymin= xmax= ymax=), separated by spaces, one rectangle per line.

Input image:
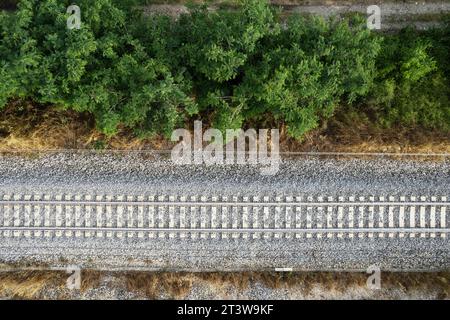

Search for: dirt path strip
xmin=144 ymin=2 xmax=450 ymax=29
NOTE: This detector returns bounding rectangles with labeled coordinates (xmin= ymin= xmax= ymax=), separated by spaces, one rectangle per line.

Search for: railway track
xmin=0 ymin=194 xmax=448 ymax=240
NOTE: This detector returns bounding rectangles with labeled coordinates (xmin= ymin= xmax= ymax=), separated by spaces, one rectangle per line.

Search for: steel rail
xmin=1 ymin=227 xmax=449 ymax=233
xmin=0 ymin=200 xmax=449 ymax=206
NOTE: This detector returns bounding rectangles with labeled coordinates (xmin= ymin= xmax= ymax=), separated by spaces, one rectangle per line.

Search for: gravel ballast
xmin=0 ymin=152 xmax=448 ymax=272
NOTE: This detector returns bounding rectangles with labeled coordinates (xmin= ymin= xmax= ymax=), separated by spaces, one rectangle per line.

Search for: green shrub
xmin=141 ymin=4 xmax=381 ymax=138
xmin=0 ymin=0 xmax=196 ymax=136
xmin=233 ymin=14 xmax=381 ymax=138
xmin=367 ymin=28 xmax=450 ymax=131
xmin=1 ymin=0 xmax=449 ymax=140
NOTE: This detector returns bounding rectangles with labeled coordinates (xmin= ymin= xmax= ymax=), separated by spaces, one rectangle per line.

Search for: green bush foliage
xmin=233 ymin=14 xmax=381 ymax=138
xmin=0 ymin=0 xmax=196 ymax=136
xmin=367 ymin=28 xmax=450 ymax=131
xmin=1 ymin=0 xmax=449 ymax=139
xmin=141 ymin=2 xmax=381 ymax=138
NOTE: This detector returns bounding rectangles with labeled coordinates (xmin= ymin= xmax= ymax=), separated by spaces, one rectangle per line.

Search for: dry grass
xmin=80 ymin=270 xmax=103 ymax=292
xmin=0 ymin=270 xmax=448 ymax=299
xmin=282 ymin=111 xmax=450 ymax=154
xmin=0 ymin=269 xmax=107 ymax=299
xmin=0 ymin=100 xmax=449 ymax=154
xmin=251 ymin=272 xmax=448 ymax=298
xmin=0 ymin=271 xmax=66 ymax=299
xmin=195 ymin=272 xmax=369 ymax=294
xmin=381 ymin=272 xmax=450 ymax=299
xmin=0 ymin=101 xmax=91 ymax=151
xmin=0 ymin=101 xmax=170 ymax=152
xmin=124 ymin=272 xmax=194 ymax=299
xmin=122 ymin=271 xmax=450 ymax=299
